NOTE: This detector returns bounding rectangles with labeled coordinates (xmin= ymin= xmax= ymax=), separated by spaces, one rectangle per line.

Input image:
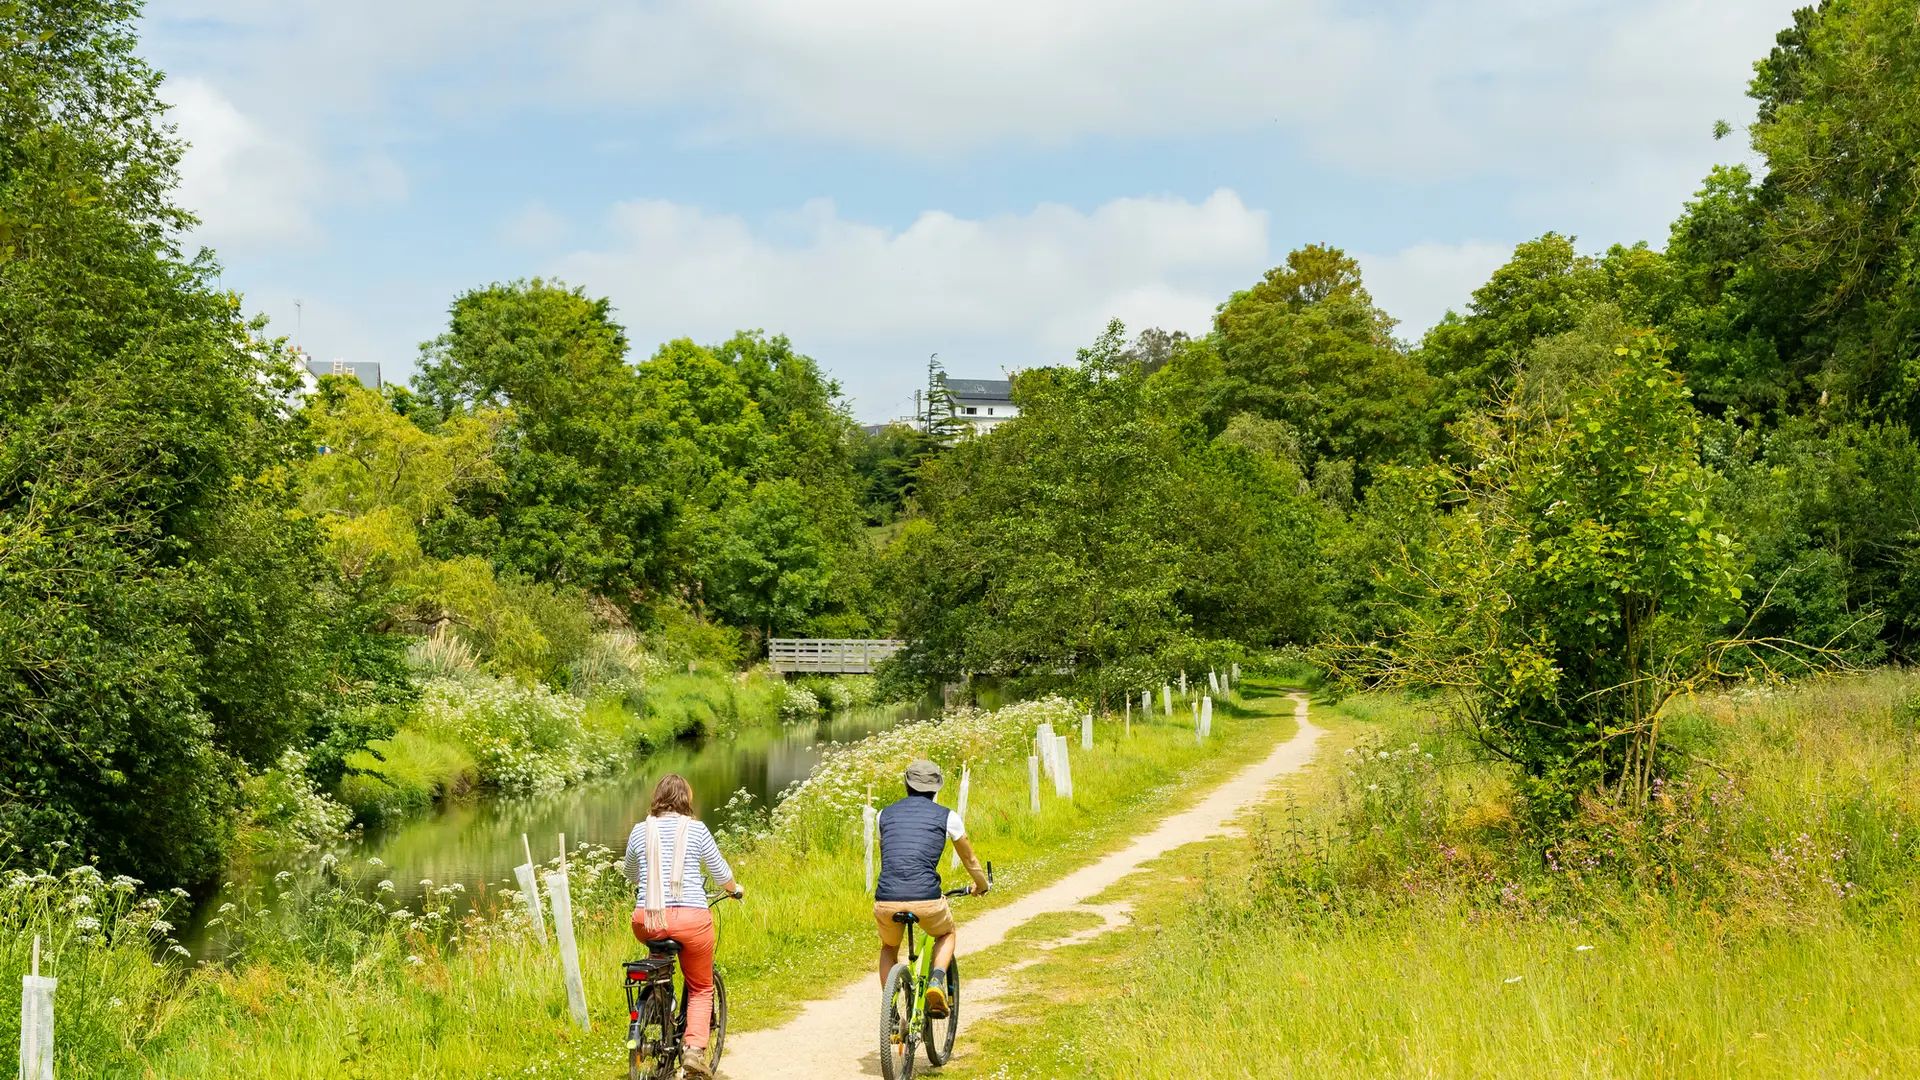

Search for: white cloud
xmin=150 ymin=1 xmax=1796 ymax=173
xmin=562 ymin=0 xmax=1795 ymax=179
xmin=552 ymin=189 xmax=1266 ymax=356
xmin=168 ymin=77 xmax=323 ymax=250
xmin=1358 ymin=240 xmax=1513 ymax=340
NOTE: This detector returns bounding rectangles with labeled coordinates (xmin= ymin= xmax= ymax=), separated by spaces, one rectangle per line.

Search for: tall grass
xmin=1033 ymin=672 xmax=1920 ymax=1078
xmin=2 ymin=683 xmax=1297 ymax=1078
xmin=1098 ymin=899 xmax=1920 ymax=1078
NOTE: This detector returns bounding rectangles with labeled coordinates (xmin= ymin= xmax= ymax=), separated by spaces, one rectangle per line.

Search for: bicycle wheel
xmin=878 ymin=963 xmax=916 ymax=1080
xmin=629 ymin=987 xmax=677 ymax=1080
xmin=678 ymin=969 xmax=729 ymax=1075
xmin=922 ymin=956 xmax=958 ymax=1066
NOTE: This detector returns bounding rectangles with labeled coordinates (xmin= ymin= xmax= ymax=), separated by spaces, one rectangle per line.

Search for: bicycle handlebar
xmin=705 ymin=889 xmax=743 ymax=905
xmin=943 ymin=861 xmax=994 ymax=898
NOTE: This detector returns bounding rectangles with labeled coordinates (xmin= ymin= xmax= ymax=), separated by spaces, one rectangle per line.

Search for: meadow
xmin=944 ymin=672 xmax=1920 ymax=1079
xmin=1 ymin=682 xmax=1294 ymax=1078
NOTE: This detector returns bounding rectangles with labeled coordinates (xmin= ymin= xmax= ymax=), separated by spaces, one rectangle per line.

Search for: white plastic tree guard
xmin=19 ymin=936 xmax=53 ymax=1080
xmin=862 ymin=802 xmax=878 ymax=894
xmin=545 ymin=838 xmax=590 ymax=1032
xmin=1028 ymin=755 xmax=1040 ymax=813
xmin=950 ymin=766 xmax=972 ymax=868
xmin=515 ymin=833 xmax=548 ymax=946
xmin=1054 ymin=735 xmax=1073 ymax=799
xmin=1081 ymin=713 xmax=1093 ymax=750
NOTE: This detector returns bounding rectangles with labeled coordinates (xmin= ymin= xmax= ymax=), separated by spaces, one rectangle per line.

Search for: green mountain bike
xmin=624 ymin=891 xmax=737 ymax=1080
xmin=879 ymin=864 xmax=992 ymax=1080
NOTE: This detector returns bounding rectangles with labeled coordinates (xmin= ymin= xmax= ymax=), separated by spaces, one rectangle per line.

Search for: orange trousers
xmin=631 ymin=907 xmax=718 ymax=1049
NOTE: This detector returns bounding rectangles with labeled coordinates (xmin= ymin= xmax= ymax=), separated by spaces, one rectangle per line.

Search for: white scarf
xmin=642 ymin=814 xmax=694 ymax=931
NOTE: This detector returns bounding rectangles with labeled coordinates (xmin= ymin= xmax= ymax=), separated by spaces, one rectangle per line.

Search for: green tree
xmin=892 ymin=322 xmax=1323 ymax=693
xmin=1330 ymin=337 xmax=1751 ymax=816
xmin=1746 ymin=0 xmax=1920 ymax=426
xmin=415 ymin=280 xmax=674 ymax=598
xmin=1211 ymin=245 xmax=1436 ymax=481
xmin=0 ymin=0 xmax=348 ymax=885
xmin=1417 ymin=234 xmax=1608 ymax=422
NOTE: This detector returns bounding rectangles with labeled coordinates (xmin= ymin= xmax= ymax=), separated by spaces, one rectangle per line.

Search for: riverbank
xmin=3 ymin=680 xmax=1290 ymax=1077
xmin=938 ymin=672 xmax=1920 ymax=1079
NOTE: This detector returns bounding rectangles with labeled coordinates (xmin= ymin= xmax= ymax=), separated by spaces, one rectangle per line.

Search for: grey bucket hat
xmin=904 ymin=759 xmax=944 ymax=794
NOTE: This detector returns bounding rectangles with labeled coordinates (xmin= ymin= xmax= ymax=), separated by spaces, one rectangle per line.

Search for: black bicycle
xmin=880 ymin=864 xmax=992 ymax=1080
xmin=624 ymin=891 xmax=737 ymax=1080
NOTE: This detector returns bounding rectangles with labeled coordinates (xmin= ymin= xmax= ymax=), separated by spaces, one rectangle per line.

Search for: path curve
xmin=720 ymin=694 xmax=1322 ymax=1078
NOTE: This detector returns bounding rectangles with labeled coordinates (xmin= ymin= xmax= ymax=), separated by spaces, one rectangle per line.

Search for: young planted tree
xmin=1328 ymin=336 xmax=1761 ymax=815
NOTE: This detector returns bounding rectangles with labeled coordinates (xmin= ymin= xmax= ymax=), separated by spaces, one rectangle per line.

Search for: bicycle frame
xmin=899 ymin=917 xmax=935 ymax=1029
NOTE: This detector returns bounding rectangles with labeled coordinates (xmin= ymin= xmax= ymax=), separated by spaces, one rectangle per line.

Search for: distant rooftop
xmin=305 ymin=359 xmax=382 ymax=389
xmin=945 ymin=378 xmax=1011 ymax=400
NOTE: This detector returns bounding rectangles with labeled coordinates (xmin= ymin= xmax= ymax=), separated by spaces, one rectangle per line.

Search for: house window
xmin=965 ymin=407 xmax=978 ymax=415
xmin=987 ymin=408 xmax=994 ymax=415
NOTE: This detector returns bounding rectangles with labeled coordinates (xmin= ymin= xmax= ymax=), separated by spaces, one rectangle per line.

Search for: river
xmin=185 ymin=701 xmax=932 ymax=954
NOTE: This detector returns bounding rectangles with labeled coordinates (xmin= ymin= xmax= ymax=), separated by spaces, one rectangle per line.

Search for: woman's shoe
xmin=681 ymin=1046 xmax=714 ymax=1079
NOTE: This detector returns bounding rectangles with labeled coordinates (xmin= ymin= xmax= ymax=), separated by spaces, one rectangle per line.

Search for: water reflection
xmin=187 ymin=701 xmax=932 ymax=952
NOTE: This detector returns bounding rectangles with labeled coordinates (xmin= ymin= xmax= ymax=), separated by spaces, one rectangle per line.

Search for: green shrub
xmin=339 ymin=729 xmax=478 ymax=821
xmin=568 ymin=629 xmax=668 ymax=705
xmin=641 ymin=598 xmax=744 ymax=667
xmin=238 ymin=750 xmax=354 ymax=851
xmin=780 ymin=683 xmax=823 ymax=719
xmin=411 ymin=676 xmax=594 ymax=792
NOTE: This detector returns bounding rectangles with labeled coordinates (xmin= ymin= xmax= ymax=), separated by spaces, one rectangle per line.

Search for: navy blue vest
xmin=875 ymin=795 xmax=950 ymax=901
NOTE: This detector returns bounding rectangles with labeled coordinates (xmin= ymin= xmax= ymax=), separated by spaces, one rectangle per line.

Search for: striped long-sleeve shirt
xmin=623 ymin=816 xmax=733 ymax=910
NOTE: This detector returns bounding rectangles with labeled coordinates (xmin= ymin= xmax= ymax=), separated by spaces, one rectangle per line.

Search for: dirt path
xmin=719 ymin=693 xmax=1322 ymax=1078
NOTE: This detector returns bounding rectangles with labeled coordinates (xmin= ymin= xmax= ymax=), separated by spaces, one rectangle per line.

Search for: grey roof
xmin=307 ymin=360 xmax=383 ymax=388
xmin=945 ymin=378 xmax=1011 ymax=400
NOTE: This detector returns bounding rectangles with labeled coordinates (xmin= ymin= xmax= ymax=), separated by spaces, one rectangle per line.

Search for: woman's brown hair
xmin=650 ymin=773 xmax=693 ymax=817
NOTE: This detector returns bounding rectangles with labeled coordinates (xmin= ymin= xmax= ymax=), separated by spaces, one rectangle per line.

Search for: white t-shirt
xmin=942 ymin=810 xmax=966 ymax=841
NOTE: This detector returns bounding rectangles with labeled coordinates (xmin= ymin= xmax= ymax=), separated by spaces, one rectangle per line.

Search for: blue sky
xmin=143 ymin=0 xmax=1796 ymax=422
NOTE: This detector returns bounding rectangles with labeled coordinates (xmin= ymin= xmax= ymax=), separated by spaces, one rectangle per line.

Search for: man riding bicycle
xmin=873 ymin=760 xmax=989 ymax=1019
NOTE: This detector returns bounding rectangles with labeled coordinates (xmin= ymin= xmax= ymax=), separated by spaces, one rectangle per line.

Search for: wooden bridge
xmin=768 ymin=638 xmax=905 ymax=674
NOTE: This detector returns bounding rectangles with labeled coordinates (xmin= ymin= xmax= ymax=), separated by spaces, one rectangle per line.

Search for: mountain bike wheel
xmin=922 ymin=956 xmax=958 ymax=1066
xmin=879 ymin=963 xmax=916 ymax=1080
xmin=678 ymin=969 xmax=729 ymax=1075
xmin=630 ymin=986 xmax=676 ymax=1080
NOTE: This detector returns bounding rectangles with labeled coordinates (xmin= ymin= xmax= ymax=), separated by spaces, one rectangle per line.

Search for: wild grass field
xmin=945 ymin=672 xmax=1920 ymax=1080
xmin=1 ymin=683 xmax=1295 ymax=1078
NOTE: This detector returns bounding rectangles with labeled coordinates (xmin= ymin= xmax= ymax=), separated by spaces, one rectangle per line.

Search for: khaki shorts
xmin=873 ymin=899 xmax=955 ymax=946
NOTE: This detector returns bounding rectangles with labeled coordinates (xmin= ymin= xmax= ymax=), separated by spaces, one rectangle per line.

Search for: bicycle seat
xmin=647 ymin=939 xmax=684 ymax=955
xmin=891 ymin=911 xmax=919 ymax=925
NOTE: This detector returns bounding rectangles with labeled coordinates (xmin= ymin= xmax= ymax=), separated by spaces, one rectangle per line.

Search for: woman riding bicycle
xmin=622 ymin=774 xmax=743 ymax=1080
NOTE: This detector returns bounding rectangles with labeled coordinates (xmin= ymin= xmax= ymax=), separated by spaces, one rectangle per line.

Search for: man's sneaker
xmin=924 ymin=980 xmax=950 ymax=1019
xmin=681 ymin=1046 xmax=714 ymax=1079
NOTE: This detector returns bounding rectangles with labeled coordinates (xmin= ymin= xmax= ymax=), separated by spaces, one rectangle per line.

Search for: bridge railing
xmin=768 ymin=638 xmax=905 ymax=674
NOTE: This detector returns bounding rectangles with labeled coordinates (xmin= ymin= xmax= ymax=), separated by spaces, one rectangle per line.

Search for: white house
xmin=945 ymin=378 xmax=1017 ymax=433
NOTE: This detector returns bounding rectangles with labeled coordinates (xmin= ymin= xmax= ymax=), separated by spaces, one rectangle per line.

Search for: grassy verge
xmin=5 ymin=683 xmax=1300 ymax=1078
xmin=943 ymin=673 xmax=1920 ymax=1080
